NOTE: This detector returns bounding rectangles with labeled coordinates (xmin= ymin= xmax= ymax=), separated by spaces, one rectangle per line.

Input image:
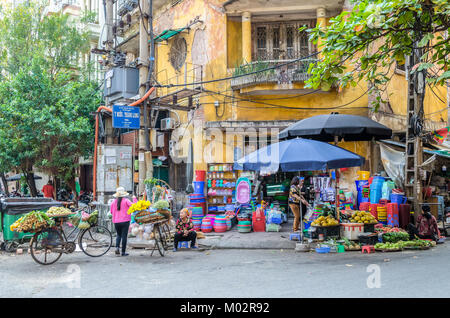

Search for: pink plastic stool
xmin=362 ymin=245 xmax=375 ymax=254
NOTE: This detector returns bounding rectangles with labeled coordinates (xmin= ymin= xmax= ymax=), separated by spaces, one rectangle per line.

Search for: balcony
xmin=230 ymin=55 xmax=317 ymax=93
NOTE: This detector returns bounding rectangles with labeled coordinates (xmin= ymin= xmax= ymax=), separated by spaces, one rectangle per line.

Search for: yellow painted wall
xmin=154 ymin=0 xmax=447 ymax=174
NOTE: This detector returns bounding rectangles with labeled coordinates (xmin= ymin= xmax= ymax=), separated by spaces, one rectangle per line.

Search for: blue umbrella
xmin=234 ymin=138 xmax=365 ymax=172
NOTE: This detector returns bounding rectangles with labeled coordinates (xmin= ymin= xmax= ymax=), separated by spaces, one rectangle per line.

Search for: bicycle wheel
xmin=158 ymin=223 xmax=169 ymax=251
xmin=153 ymin=226 xmax=165 ymax=257
xmin=162 ymin=222 xmax=172 ymax=248
xmin=79 ymin=225 xmax=112 ymax=257
xmin=30 ymin=228 xmax=64 ymax=265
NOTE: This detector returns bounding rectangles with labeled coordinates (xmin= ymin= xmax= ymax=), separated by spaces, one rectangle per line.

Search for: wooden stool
xmin=361 ymin=245 xmax=375 ymax=254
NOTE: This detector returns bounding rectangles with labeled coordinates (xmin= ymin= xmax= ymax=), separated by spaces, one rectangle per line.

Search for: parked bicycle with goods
xmin=11 ymin=206 xmax=112 ymax=265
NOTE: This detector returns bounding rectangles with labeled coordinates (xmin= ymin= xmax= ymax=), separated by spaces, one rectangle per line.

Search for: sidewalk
xmin=198 ymin=219 xmax=297 ymax=250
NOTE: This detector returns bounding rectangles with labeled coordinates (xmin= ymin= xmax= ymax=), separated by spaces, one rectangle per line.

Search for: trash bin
xmin=1 ymin=197 xmax=63 ymax=245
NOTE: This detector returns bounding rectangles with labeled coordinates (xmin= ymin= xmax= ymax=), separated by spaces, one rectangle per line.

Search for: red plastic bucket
xmin=195 ymin=170 xmax=206 ymax=181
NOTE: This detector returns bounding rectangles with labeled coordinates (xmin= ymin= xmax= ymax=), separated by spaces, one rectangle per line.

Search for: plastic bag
xmin=78 ymin=221 xmax=90 ymax=230
xmin=381 ymin=180 xmax=396 ymax=200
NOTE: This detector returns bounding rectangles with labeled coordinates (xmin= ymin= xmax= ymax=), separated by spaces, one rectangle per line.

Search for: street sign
xmin=112 ymin=105 xmax=140 ymax=129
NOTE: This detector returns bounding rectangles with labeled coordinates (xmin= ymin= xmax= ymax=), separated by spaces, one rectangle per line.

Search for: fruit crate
xmin=313 ymin=225 xmax=340 ymax=239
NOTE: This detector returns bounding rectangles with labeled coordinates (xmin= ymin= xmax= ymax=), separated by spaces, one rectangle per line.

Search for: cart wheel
xmin=30 ymin=228 xmax=64 ymax=265
xmin=79 ymin=225 xmax=112 ymax=257
xmin=153 ymin=226 xmax=165 ymax=257
xmin=5 ymin=241 xmax=18 ymax=253
xmin=0 ymin=241 xmax=5 ymax=251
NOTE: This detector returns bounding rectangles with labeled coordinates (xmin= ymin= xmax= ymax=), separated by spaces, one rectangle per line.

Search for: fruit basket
xmin=135 ymin=210 xmax=165 ymax=224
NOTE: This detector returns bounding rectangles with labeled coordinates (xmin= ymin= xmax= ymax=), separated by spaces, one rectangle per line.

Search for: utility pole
xmin=405 ymin=41 xmax=425 ymax=220
xmin=144 ymin=0 xmax=155 ymax=183
xmin=138 ymin=0 xmax=153 ymax=196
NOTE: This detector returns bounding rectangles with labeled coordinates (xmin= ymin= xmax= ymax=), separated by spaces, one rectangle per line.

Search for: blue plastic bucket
xmin=390 ymin=193 xmax=407 ymax=205
xmin=193 ymin=181 xmax=205 ymax=194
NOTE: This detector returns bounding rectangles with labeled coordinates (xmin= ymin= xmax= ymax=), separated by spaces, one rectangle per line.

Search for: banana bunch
xmin=128 ymin=200 xmax=151 ymax=214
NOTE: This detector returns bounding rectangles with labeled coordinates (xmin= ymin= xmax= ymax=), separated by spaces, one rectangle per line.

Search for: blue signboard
xmin=112 ymin=105 xmax=140 ymax=129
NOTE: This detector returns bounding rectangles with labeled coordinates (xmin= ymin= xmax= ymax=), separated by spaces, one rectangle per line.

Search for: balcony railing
xmin=230 ymin=58 xmax=317 ymax=90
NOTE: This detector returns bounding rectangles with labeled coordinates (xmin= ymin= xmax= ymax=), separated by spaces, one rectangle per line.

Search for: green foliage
xmin=232 ymin=60 xmax=275 ymax=77
xmin=0 ymin=1 xmax=100 ymax=188
xmin=303 ymin=0 xmax=450 ymax=110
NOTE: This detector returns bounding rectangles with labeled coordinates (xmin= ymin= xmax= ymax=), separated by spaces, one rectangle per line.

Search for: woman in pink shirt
xmin=110 ymin=187 xmax=137 ymax=256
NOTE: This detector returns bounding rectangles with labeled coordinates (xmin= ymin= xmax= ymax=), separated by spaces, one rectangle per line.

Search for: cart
xmin=133 ymin=210 xmax=172 ymax=257
xmin=0 ymin=198 xmax=62 ymax=252
xmin=28 ymin=207 xmax=112 ymax=265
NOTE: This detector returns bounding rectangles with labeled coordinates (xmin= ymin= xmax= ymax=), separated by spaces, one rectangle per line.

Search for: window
xmin=252 ymin=21 xmax=316 ymax=60
xmin=256 ymin=27 xmax=267 ymax=60
xmin=169 ymin=36 xmax=187 ymax=70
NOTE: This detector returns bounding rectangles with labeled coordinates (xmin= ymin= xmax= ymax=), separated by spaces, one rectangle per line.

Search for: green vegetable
xmin=152 ymin=200 xmax=170 ymax=210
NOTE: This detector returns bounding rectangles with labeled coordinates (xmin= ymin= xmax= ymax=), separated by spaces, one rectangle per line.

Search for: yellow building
xmin=113 ymin=0 xmax=448 ymax=191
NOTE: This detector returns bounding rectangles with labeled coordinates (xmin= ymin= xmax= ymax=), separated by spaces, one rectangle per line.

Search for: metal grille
xmin=256 ymin=27 xmax=267 ymax=60
xmin=272 ymin=27 xmax=281 ymax=60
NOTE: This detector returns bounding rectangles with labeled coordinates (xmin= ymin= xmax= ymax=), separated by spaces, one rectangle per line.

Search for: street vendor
xmin=289 ymin=176 xmax=310 ymax=232
xmin=407 ymin=204 xmax=440 ymax=241
xmin=110 ymin=187 xmax=137 ymax=256
xmin=173 ymin=208 xmax=198 ymax=252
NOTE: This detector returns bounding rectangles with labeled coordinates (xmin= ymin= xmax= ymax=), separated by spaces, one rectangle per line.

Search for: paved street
xmin=1 ymin=242 xmax=449 ymax=298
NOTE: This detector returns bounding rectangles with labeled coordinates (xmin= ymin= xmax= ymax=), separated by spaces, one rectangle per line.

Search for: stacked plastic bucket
xmin=213 ymin=215 xmax=227 ymax=233
xmin=191 ymin=206 xmax=204 ymax=231
xmin=377 ymin=205 xmax=387 ymax=224
xmin=201 ymin=218 xmax=213 ymax=233
xmin=237 ymin=220 xmax=252 ymax=233
xmin=370 ymin=176 xmax=385 ymax=204
xmin=387 ymin=203 xmax=399 ymax=227
xmin=190 ymin=170 xmax=207 ymax=215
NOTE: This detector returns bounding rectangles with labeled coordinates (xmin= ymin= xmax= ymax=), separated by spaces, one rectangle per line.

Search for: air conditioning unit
xmin=161 ymin=118 xmax=176 ymax=130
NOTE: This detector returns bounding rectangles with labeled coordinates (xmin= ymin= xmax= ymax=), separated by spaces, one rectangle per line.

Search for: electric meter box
xmin=104 ymin=66 xmax=139 ymax=103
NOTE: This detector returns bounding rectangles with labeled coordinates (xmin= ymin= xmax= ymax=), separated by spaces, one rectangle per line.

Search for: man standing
xmin=42 ymin=180 xmax=55 ymax=199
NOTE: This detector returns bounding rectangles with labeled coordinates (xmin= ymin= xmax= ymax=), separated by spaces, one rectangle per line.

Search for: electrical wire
xmin=201 ymin=88 xmax=369 ymax=110
xmin=137 ymin=0 xmax=149 ymax=36
xmin=153 ymin=51 xmax=320 ymax=88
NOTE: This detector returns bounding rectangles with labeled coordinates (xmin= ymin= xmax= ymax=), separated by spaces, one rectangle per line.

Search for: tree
xmin=0 ymin=2 xmax=100 ymax=198
xmin=303 ymin=0 xmax=450 ymax=110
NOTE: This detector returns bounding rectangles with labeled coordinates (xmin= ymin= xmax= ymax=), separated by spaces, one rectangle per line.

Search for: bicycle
xmin=29 ymin=208 xmax=112 ymax=265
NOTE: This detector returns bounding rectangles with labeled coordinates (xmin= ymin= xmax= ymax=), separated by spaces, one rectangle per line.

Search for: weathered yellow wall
xmin=154 ymin=0 xmax=447 ymax=175
xmin=226 ymin=18 xmax=242 ymax=68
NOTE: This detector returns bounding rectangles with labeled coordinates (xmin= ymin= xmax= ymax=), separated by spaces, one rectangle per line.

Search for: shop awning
xmin=380 ymin=140 xmax=450 ymax=159
xmin=154 ymin=27 xmax=188 ymax=43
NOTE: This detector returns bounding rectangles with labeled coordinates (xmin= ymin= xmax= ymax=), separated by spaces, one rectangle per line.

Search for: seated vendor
xmin=173 ymin=208 xmax=198 ymax=252
xmin=407 ymin=204 xmax=440 ymax=241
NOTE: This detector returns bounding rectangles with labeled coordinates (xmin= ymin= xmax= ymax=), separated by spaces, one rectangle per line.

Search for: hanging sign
xmin=112 ymin=105 xmax=140 ymax=129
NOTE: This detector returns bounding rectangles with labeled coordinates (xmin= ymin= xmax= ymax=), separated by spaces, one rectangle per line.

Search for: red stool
xmin=362 ymin=245 xmax=375 ymax=254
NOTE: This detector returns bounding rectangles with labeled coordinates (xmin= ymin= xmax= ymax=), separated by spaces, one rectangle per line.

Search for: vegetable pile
xmin=374 ymin=242 xmax=402 ymax=251
xmin=10 ymin=210 xmax=55 ymax=233
xmin=342 ymin=238 xmax=361 ymax=250
xmin=152 ymin=200 xmax=170 ymax=211
xmin=375 ymin=225 xmax=406 ymax=233
xmin=399 ymin=240 xmax=433 ymax=249
xmin=382 ymin=232 xmax=410 ymax=243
